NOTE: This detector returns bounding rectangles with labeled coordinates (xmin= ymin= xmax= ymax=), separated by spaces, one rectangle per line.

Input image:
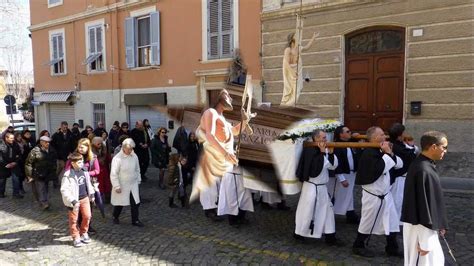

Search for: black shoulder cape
xmin=389 ymin=140 xmax=417 ymax=183
xmin=333 ymin=143 xmax=360 ymax=175
xmin=296 ymin=147 xmax=333 ymax=182
xmin=355 ymin=148 xmax=387 ymax=185
xmin=401 ymin=154 xmax=449 ymax=230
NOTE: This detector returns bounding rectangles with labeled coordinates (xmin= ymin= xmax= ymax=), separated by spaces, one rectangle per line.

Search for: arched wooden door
xmin=344 ymin=27 xmax=405 ymax=132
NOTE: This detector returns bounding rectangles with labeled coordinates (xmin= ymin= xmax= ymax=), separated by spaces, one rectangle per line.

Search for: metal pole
xmin=10 ymin=105 xmax=14 ymax=127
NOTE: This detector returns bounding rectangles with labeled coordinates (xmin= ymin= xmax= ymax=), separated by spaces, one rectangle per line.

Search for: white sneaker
xmin=73 ymin=239 xmax=84 ymax=248
xmin=81 ymin=233 xmax=91 ymax=244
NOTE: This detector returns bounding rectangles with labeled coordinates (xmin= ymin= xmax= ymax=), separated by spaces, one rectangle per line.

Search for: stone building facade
xmin=261 ymin=0 xmax=473 ymax=176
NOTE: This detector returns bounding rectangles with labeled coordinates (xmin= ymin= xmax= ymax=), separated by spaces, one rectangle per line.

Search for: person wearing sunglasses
xmin=151 ymin=127 xmax=171 ymax=189
xmin=327 ymin=125 xmax=361 ymax=225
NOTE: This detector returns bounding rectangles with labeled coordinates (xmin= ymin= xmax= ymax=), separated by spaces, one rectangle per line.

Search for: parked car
xmin=12 ymin=122 xmax=36 ymax=140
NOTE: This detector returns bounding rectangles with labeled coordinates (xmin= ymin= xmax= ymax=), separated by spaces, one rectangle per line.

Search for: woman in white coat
xmin=110 ymin=138 xmax=144 ymax=227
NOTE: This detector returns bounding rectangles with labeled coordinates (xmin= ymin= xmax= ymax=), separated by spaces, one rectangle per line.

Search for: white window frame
xmin=130 ymin=6 xmax=156 ymax=18
xmin=85 ymin=19 xmax=106 ymax=73
xmin=92 ymin=103 xmax=106 ymax=129
xmin=136 ymin=15 xmax=152 ymax=67
xmin=201 ymin=0 xmax=239 ymax=62
xmin=129 ymin=6 xmax=157 ymax=69
xmin=48 ymin=28 xmax=67 ymax=76
xmin=48 ymin=0 xmax=63 ymax=8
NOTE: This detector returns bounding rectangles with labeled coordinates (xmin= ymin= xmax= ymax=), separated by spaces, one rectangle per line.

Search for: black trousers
xmin=353 ymin=232 xmax=399 ymax=251
xmin=137 ymin=152 xmax=149 ymax=178
xmin=228 ymin=209 xmax=247 ymax=225
xmin=113 ymin=192 xmax=140 ymax=223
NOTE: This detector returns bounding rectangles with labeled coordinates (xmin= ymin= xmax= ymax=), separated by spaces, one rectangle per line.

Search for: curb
xmin=441 ymin=177 xmax=474 ymax=194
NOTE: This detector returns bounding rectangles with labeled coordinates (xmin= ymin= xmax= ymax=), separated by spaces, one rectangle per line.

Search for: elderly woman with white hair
xmin=110 ymin=138 xmax=144 ymax=227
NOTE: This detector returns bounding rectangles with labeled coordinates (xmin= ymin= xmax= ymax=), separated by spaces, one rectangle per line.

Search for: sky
xmin=0 ymin=0 xmax=33 ymax=74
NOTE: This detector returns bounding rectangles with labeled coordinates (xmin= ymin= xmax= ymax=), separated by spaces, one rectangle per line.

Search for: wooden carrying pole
xmin=303 ymin=141 xmax=382 ymax=148
xmin=352 ymin=135 xmax=389 ymax=140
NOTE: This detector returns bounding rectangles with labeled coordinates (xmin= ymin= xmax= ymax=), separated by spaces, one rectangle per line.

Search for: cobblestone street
xmin=0 ymin=167 xmax=472 ymax=265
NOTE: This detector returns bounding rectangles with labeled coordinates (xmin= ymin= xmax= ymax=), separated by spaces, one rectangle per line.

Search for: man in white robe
xmin=200 ymin=176 xmax=221 ymax=221
xmin=352 ymin=126 xmax=403 ymax=258
xmin=388 ymin=123 xmax=418 ymax=222
xmin=294 ymin=130 xmax=342 ymax=246
xmin=327 ymin=125 xmax=360 ymax=224
xmin=401 ymin=131 xmax=449 ymax=266
xmin=217 ymin=165 xmax=254 ymax=226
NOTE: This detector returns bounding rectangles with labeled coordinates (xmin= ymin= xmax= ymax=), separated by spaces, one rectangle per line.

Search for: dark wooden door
xmin=344 ymin=27 xmax=405 ymax=133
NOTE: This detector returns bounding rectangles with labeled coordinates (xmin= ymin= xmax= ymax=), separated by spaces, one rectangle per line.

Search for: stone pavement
xmin=0 ymin=167 xmax=472 ymax=265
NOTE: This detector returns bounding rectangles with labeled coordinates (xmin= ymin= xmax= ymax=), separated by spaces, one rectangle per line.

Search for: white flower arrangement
xmin=277 ymin=118 xmax=342 ymax=142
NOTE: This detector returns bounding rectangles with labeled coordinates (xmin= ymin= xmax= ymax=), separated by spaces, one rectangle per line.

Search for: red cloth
xmin=97 ymin=153 xmax=112 ymax=194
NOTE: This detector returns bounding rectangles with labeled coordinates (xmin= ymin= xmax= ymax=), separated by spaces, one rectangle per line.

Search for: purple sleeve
xmin=64 ymin=160 xmax=72 ymax=171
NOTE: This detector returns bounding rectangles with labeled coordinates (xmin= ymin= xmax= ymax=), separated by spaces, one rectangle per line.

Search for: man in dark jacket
xmin=109 ymin=121 xmax=120 ymax=150
xmin=130 ymin=120 xmax=151 ymax=182
xmin=114 ymin=122 xmax=130 ymax=147
xmin=25 ymin=136 xmax=58 ymax=210
xmin=51 ymin=121 xmax=74 ymax=188
xmin=93 ymin=121 xmax=106 ymax=137
xmin=0 ymin=132 xmax=22 ymax=198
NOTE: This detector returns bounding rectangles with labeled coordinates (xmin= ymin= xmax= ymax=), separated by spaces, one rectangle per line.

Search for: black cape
xmin=355 ymin=148 xmax=396 ymax=185
xmin=389 ymin=140 xmax=417 ymax=183
xmin=296 ymin=146 xmax=334 ymax=182
xmin=334 ymin=146 xmax=360 ymax=174
xmin=401 ymin=154 xmax=449 ymax=230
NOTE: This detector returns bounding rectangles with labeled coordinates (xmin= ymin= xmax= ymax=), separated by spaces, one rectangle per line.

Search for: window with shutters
xmin=84 ymin=21 xmax=106 ymax=73
xmin=48 ymin=0 xmax=63 ymax=8
xmin=92 ymin=103 xmax=106 ymax=129
xmin=48 ymin=29 xmax=66 ymax=75
xmin=125 ymin=9 xmax=160 ymax=69
xmin=137 ymin=16 xmax=151 ymax=67
xmin=207 ymin=0 xmax=234 ymax=60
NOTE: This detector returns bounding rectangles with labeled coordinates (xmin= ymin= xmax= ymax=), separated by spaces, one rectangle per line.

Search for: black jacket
xmin=51 ymin=130 xmax=74 ymax=161
xmin=401 ymin=154 xmax=448 ymax=230
xmin=114 ymin=129 xmax=130 ymax=146
xmin=93 ymin=127 xmax=106 ymax=138
xmin=130 ymin=128 xmax=151 ymax=157
xmin=172 ymin=126 xmax=188 ymax=154
xmin=0 ymin=140 xmax=21 ymax=178
xmin=24 ymin=146 xmax=58 ymax=181
xmin=184 ymin=140 xmax=200 ymax=169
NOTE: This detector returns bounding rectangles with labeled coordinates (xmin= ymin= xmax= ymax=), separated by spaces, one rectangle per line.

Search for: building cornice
xmin=29 ymin=0 xmax=157 ymax=32
xmin=261 ymin=0 xmax=381 ymax=21
xmin=194 ymin=68 xmax=229 ymax=77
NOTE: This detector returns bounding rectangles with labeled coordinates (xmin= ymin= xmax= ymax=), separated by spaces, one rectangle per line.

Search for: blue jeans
xmin=0 ymin=173 xmax=21 ymax=196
